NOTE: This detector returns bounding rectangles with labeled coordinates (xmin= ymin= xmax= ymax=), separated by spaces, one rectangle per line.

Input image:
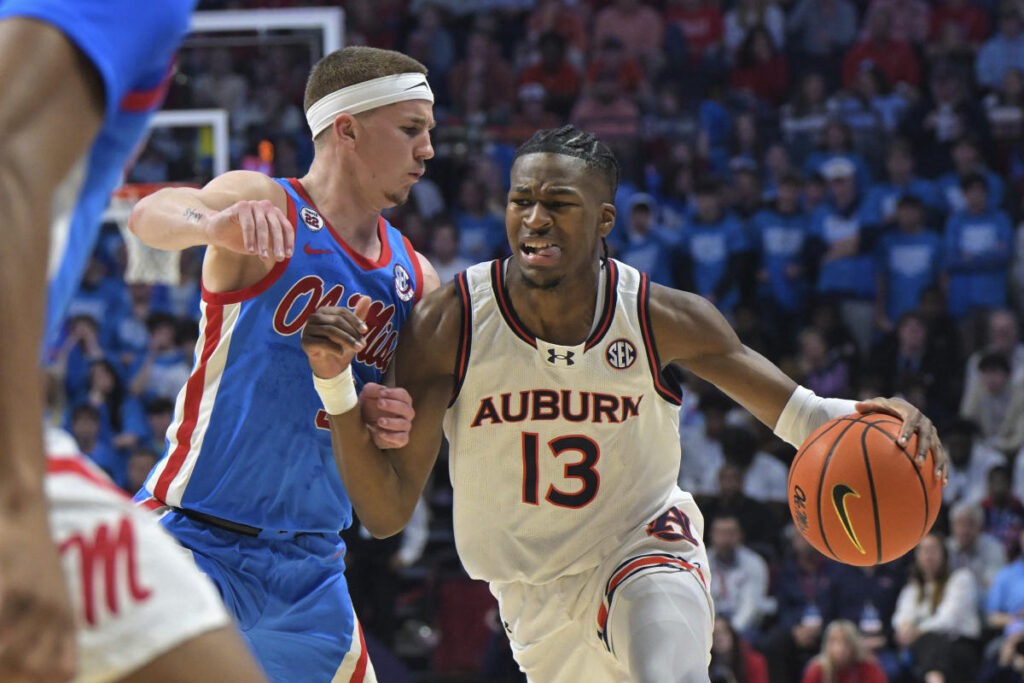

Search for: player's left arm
xmin=302 ymin=284 xmax=461 ymax=538
xmin=648 ymin=284 xmax=948 ymax=479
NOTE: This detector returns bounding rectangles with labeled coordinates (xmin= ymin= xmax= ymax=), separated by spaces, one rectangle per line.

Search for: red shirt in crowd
xmin=593 ymin=2 xmax=665 ymax=60
xmin=527 ymin=1 xmax=589 ymax=54
xmin=666 ymin=4 xmax=724 ymax=57
xmin=742 ymin=642 xmax=771 ymax=683
xmin=930 ymin=2 xmax=990 ymax=44
xmin=730 ymin=55 xmax=790 ymax=105
xmin=519 ymin=61 xmax=582 ymax=100
xmin=842 ymin=38 xmax=920 ymax=87
xmin=585 ymin=57 xmax=646 ymax=93
xmin=802 ymin=659 xmax=888 ymax=683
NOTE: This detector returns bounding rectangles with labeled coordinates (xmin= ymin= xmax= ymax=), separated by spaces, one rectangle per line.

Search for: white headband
xmin=305 ymin=72 xmax=434 ymax=139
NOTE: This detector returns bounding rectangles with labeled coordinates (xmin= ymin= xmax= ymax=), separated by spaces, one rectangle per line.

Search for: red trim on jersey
xmin=597 ymin=553 xmax=704 ymax=648
xmin=287 ymin=179 xmax=392 ymax=271
xmin=490 ymin=259 xmax=618 ymax=352
xmin=490 ymin=260 xmax=538 ymax=348
xmin=401 ymin=234 xmax=424 ymax=304
xmin=137 ymin=497 xmax=164 ymax=511
xmin=606 ymin=556 xmax=700 ymax=597
xmin=448 ymin=271 xmax=473 ymax=407
xmin=153 ymin=304 xmax=224 ymax=501
xmin=47 ymin=456 xmax=128 ymax=499
xmin=201 ymin=195 xmax=296 ymax=305
xmin=637 ymin=274 xmax=683 ymax=405
xmin=348 ymin=622 xmax=369 ymax=683
xmin=119 ymin=63 xmax=174 ymax=113
xmin=584 ymin=260 xmax=619 ymax=351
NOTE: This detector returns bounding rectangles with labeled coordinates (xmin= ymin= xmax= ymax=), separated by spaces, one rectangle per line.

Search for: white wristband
xmin=312 ymin=366 xmax=358 ymax=415
xmin=773 ymin=385 xmax=858 ymax=448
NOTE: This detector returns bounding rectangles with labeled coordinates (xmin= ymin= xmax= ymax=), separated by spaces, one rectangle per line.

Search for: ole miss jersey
xmin=0 ymin=0 xmax=197 ymax=346
xmin=443 ymin=259 xmax=685 ymax=584
xmin=141 ymin=178 xmax=423 ymax=532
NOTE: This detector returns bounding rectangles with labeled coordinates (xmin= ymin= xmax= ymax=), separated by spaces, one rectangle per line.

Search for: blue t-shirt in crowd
xmin=750 ymin=207 xmax=811 ymax=312
xmin=81 ymin=440 xmax=126 ymax=488
xmin=679 ymin=212 xmax=748 ymax=314
xmin=454 ymin=209 xmax=506 ymax=262
xmin=810 ymin=200 xmax=876 ymax=299
xmin=938 ymin=170 xmax=1005 ymax=214
xmin=987 ymin=560 xmax=1024 ymax=625
xmin=65 ymin=276 xmax=127 ymax=339
xmin=876 ymin=230 xmax=944 ymax=322
xmin=64 ymin=397 xmax=148 ymax=456
xmin=861 ymin=178 xmax=942 ymax=227
xmin=620 ymin=226 xmax=679 ymax=287
xmin=943 ymin=209 xmax=1014 ymax=317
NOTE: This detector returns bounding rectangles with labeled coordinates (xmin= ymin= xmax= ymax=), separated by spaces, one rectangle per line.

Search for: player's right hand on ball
xmin=0 ymin=506 xmax=77 ymax=682
xmin=301 ymin=297 xmax=371 ymax=379
xmin=205 ymin=199 xmax=294 ymax=263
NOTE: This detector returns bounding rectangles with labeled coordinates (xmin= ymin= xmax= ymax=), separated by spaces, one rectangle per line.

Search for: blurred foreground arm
xmin=0 ymin=18 xmax=105 ymax=681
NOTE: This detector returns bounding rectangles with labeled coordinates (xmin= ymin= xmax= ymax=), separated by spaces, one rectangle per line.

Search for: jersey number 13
xmin=521 ymin=433 xmax=600 ymax=508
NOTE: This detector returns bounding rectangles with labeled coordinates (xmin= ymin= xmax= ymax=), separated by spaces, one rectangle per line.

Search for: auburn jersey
xmin=443 ymin=259 xmax=689 ymax=584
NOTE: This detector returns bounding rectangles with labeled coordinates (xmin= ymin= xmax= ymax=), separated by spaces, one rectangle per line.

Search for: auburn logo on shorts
xmin=300 ymin=206 xmax=323 ymax=232
xmin=646 ymin=506 xmax=699 ymax=544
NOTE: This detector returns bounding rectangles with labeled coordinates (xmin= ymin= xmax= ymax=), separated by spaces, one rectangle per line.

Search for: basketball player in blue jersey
xmin=301 ymin=126 xmax=950 ymax=682
xmin=0 ymin=0 xmax=269 ymax=681
xmin=126 ymin=46 xmax=438 ymax=682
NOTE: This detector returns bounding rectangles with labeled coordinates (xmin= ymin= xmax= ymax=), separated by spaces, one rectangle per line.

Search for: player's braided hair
xmin=514 ymin=126 xmax=618 ymax=262
xmin=513 ymin=126 xmax=620 ymax=199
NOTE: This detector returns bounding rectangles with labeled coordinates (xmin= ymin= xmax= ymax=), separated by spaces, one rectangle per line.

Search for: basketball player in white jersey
xmin=300 ymin=126 xmax=948 ymax=681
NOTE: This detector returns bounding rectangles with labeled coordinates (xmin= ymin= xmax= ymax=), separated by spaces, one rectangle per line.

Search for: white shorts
xmin=45 ymin=431 xmax=230 ymax=683
xmin=490 ymin=490 xmax=715 ymax=683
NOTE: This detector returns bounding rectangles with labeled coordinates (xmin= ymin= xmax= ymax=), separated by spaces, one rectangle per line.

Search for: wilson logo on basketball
xmin=300 ymin=206 xmax=323 ymax=232
xmin=394 ymin=263 xmax=414 ymax=302
xmin=605 ymin=339 xmax=636 ymax=370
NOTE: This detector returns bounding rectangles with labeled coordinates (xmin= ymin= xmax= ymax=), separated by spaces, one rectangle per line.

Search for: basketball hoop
xmin=105 ymin=183 xmax=197 ymax=286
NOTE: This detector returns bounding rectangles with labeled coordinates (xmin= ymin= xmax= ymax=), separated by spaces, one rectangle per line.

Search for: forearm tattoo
xmin=183 ymin=208 xmax=204 ymax=224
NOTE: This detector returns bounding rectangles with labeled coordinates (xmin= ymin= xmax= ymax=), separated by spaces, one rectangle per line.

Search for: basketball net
xmin=105 ymin=183 xmax=197 ymax=286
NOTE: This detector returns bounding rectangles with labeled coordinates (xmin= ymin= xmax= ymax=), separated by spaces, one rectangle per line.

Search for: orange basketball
xmin=787 ymin=412 xmax=943 ymax=566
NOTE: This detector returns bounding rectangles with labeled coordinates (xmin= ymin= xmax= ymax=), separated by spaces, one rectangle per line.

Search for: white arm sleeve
xmin=772 ymin=385 xmax=858 ymax=448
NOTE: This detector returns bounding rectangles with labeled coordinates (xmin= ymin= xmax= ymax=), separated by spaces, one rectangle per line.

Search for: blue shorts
xmin=159 ymin=510 xmax=372 ymax=682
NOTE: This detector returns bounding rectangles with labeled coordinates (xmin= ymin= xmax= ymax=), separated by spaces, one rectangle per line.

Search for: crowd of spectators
xmin=43 ymin=0 xmax=1024 ymax=680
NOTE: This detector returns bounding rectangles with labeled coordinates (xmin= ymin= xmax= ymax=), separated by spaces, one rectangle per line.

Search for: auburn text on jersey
xmin=471 ymin=390 xmax=644 ymax=427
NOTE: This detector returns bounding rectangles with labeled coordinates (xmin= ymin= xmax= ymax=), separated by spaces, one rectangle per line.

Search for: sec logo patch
xmin=300 ymin=206 xmax=323 ymax=232
xmin=605 ymin=339 xmax=636 ymax=370
xmin=394 ymin=263 xmax=414 ymax=302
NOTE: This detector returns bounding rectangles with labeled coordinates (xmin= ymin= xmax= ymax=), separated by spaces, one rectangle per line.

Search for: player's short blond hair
xmin=303 ymin=46 xmax=428 ymax=116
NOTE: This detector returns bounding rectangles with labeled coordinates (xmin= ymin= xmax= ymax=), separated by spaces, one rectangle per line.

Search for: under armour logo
xmin=547 ymin=349 xmax=575 ymax=366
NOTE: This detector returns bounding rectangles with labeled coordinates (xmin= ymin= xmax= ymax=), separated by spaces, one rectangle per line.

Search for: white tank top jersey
xmin=443 ymin=258 xmax=688 ymax=585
